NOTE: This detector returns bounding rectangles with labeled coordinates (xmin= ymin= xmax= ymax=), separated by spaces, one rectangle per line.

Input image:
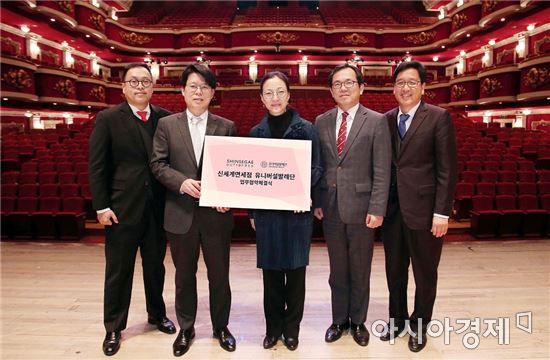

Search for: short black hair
xmin=328 ymin=64 xmax=364 ymax=88
xmin=259 ymin=71 xmax=290 ymax=93
xmin=122 ymin=63 xmax=152 ymax=81
xmin=392 ymin=60 xmax=427 ymax=83
xmin=180 ymin=63 xmax=217 ymax=89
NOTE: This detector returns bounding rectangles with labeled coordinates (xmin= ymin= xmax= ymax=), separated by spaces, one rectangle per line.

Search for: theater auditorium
xmin=0 ymin=1 xmax=549 ymax=359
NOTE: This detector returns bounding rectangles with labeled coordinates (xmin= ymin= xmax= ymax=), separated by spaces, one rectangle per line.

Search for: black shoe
xmin=324 ymin=322 xmax=350 ymax=343
xmin=283 ymin=336 xmax=299 ymax=351
xmin=350 ymin=323 xmax=369 ymax=346
xmin=148 ymin=316 xmax=176 ymax=334
xmin=102 ymin=331 xmax=121 ymax=356
xmin=213 ymin=327 xmax=236 ymax=352
xmin=173 ymin=328 xmax=195 ymax=357
xmin=263 ymin=335 xmax=278 ymax=349
xmin=408 ymin=333 xmax=427 ymax=352
xmin=380 ymin=323 xmax=406 ymax=341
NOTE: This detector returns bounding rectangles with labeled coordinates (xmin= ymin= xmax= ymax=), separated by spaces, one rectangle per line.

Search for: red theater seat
xmin=495 ymin=195 xmax=522 ymax=237
xmin=470 ymin=195 xmax=499 ymax=238
xmin=57 ymin=197 xmax=86 ymax=239
xmin=517 ymin=194 xmax=546 ymax=237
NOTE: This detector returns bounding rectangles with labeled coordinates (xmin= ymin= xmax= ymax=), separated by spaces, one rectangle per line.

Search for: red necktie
xmin=337 ymin=111 xmax=348 ymax=157
xmin=137 ymin=111 xmax=148 ymax=122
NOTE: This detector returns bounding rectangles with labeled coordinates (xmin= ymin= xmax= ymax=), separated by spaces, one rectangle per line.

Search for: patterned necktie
xmin=137 ymin=111 xmax=148 ymax=122
xmin=337 ymin=111 xmax=348 ymax=157
xmin=398 ymin=113 xmax=410 ymax=139
xmin=189 ymin=116 xmax=203 ymax=163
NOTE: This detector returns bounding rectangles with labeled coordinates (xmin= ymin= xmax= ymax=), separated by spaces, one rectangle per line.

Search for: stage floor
xmin=1 ymin=240 xmax=549 ymax=359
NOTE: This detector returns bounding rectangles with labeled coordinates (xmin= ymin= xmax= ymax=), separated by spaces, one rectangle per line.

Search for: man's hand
xmin=215 ymin=207 xmax=230 ymax=213
xmin=97 ymin=210 xmax=119 ymax=226
xmin=180 ymin=179 xmax=201 ymax=199
xmin=250 ymin=219 xmax=256 ymax=231
xmin=366 ymin=214 xmax=383 ymax=228
xmin=431 ymin=216 xmax=449 ymax=237
xmin=314 ymin=208 xmax=324 ymax=220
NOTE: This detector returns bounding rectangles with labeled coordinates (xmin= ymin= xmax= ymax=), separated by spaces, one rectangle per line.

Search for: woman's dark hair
xmin=180 ymin=63 xmax=217 ymax=89
xmin=122 ymin=63 xmax=152 ymax=81
xmin=392 ymin=60 xmax=427 ymax=83
xmin=259 ymin=71 xmax=290 ymax=93
xmin=328 ymin=64 xmax=364 ymax=87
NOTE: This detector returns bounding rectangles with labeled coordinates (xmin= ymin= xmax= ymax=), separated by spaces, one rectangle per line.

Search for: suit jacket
xmin=315 ymin=104 xmax=391 ymax=224
xmin=385 ymin=101 xmax=458 ymax=230
xmin=88 ymin=102 xmax=171 ymax=225
xmin=150 ymin=111 xmax=237 ymax=234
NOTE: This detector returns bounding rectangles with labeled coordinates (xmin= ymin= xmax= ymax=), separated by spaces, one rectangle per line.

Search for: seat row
xmin=470 ymin=194 xmax=550 ymax=238
xmin=1 ymin=196 xmax=86 ymax=240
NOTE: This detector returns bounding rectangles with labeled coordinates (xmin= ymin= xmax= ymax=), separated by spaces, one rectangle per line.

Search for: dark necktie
xmin=398 ymin=113 xmax=410 ymax=139
xmin=137 ymin=111 xmax=148 ymax=122
xmin=337 ymin=111 xmax=348 ymax=157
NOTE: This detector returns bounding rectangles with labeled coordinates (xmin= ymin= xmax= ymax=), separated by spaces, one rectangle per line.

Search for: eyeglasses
xmin=395 ymin=80 xmax=421 ymax=88
xmin=331 ymin=80 xmax=358 ymax=90
xmin=262 ymin=90 xmax=287 ymax=100
xmin=186 ymin=83 xmax=212 ymax=92
xmin=124 ymin=79 xmax=153 ymax=88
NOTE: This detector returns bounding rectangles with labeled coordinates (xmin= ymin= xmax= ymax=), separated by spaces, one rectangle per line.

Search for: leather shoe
xmin=102 ymin=331 xmax=120 ymax=356
xmin=173 ymin=328 xmax=195 ymax=357
xmin=380 ymin=323 xmax=406 ymax=341
xmin=148 ymin=316 xmax=176 ymax=334
xmin=263 ymin=335 xmax=278 ymax=349
xmin=213 ymin=327 xmax=236 ymax=352
xmin=408 ymin=333 xmax=427 ymax=352
xmin=350 ymin=323 xmax=369 ymax=346
xmin=283 ymin=336 xmax=299 ymax=351
xmin=324 ymin=322 xmax=350 ymax=343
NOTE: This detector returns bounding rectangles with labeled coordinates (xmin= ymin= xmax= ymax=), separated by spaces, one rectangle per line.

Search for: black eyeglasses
xmin=124 ymin=79 xmax=153 ymax=88
xmin=331 ymin=80 xmax=358 ymax=89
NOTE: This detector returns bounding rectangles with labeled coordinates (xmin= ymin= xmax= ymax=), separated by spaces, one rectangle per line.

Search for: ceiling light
xmin=466 ymin=34 xmax=471 ymax=37
xmin=489 ymin=39 xmax=496 ymax=46
xmin=50 ymin=18 xmax=55 ymax=22
xmin=432 ymin=56 xmax=439 ymax=62
xmin=441 ymin=45 xmax=446 ymax=49
xmin=500 ymin=18 xmax=505 ymax=22
xmin=110 ymin=46 xmax=114 ymax=49
xmin=21 ymin=25 xmax=30 ymax=33
xmin=85 ymin=34 xmax=90 ymax=38
xmin=460 ymin=50 xmax=466 ymax=56
xmin=527 ymin=24 xmax=535 ymax=31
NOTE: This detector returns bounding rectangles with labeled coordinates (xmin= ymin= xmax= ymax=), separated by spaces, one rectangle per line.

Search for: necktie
xmin=398 ymin=113 xmax=410 ymax=139
xmin=136 ymin=111 xmax=148 ymax=122
xmin=337 ymin=111 xmax=348 ymax=157
xmin=189 ymin=116 xmax=203 ymax=163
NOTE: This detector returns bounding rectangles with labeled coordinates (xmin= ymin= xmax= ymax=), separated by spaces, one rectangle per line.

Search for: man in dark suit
xmin=150 ymin=64 xmax=237 ymax=357
xmin=88 ymin=63 xmax=176 ymax=357
xmin=314 ymin=64 xmax=391 ymax=347
xmin=380 ymin=61 xmax=458 ymax=352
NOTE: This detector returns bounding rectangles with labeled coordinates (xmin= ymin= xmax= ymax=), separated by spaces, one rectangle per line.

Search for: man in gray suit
xmin=150 ymin=64 xmax=237 ymax=357
xmin=314 ymin=64 xmax=391 ymax=347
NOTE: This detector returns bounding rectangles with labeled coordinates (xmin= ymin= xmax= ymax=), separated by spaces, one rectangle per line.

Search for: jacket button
xmin=144 ymin=181 xmax=149 ymax=186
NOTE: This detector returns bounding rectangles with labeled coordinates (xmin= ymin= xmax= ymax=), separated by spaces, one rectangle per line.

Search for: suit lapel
xmin=340 ymin=105 xmax=367 ymax=163
xmin=175 ymin=112 xmax=198 ymax=168
xmin=205 ymin=113 xmax=219 ymax=136
xmin=398 ymin=102 xmax=428 ymax=157
xmin=387 ymin=108 xmax=399 ymax=162
xmin=324 ymin=109 xmax=338 ymax=160
xmin=121 ymin=103 xmax=148 ymax=160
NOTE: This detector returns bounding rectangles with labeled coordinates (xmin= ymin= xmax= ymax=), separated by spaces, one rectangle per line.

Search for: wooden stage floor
xmin=1 ymin=240 xmax=549 ymax=359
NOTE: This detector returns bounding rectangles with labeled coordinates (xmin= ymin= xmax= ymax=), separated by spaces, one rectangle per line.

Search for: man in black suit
xmin=380 ymin=61 xmax=458 ymax=352
xmin=150 ymin=64 xmax=237 ymax=357
xmin=89 ymin=63 xmax=176 ymax=357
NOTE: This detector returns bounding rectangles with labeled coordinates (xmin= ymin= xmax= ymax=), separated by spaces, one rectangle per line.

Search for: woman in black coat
xmin=249 ymin=71 xmax=323 ymax=351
